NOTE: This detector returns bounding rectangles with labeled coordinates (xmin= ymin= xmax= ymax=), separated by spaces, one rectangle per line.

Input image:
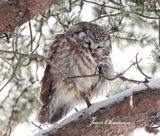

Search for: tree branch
xmin=34 ymin=78 xmax=160 ymax=136
xmin=0 ymin=0 xmax=55 ymax=35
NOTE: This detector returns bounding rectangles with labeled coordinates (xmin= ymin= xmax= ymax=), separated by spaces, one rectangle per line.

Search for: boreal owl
xmin=38 ymin=22 xmax=114 ymax=123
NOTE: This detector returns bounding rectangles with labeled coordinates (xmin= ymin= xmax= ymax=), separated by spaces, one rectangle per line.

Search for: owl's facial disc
xmin=72 ymin=31 xmax=111 ymax=56
xmin=73 ymin=32 xmax=92 ymax=49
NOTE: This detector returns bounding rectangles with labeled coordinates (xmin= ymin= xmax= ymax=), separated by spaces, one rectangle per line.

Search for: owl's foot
xmin=80 ymin=92 xmax=92 ymax=107
xmin=84 ymin=97 xmax=92 ymax=108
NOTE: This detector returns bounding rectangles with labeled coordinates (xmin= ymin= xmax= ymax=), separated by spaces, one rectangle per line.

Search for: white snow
xmin=34 ymin=77 xmax=160 ymax=136
xmin=129 ymin=95 xmax=133 ymax=108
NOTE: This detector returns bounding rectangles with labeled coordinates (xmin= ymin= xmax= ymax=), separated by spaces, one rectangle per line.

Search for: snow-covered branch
xmin=34 ymin=78 xmax=160 ymax=136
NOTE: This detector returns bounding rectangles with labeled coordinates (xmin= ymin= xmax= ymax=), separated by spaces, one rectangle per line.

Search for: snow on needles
xmin=34 ymin=77 xmax=160 ymax=136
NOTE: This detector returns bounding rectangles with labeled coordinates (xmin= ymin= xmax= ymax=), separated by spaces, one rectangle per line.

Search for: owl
xmin=37 ymin=22 xmax=114 ymax=124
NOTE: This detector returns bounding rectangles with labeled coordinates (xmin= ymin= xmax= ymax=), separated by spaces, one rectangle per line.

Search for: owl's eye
xmin=83 ymin=37 xmax=91 ymax=46
xmin=97 ymin=45 xmax=103 ymax=49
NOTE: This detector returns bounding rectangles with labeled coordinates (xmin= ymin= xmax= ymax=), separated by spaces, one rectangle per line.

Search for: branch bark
xmin=49 ymin=89 xmax=160 ymax=136
xmin=35 ymin=79 xmax=160 ymax=136
xmin=0 ymin=0 xmax=55 ymax=35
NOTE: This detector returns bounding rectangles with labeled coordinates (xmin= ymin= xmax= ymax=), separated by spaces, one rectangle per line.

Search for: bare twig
xmin=56 ymin=14 xmax=69 ymax=30
xmin=12 ymin=34 xmax=19 ymax=61
xmin=114 ymin=35 xmax=140 ymax=42
xmin=109 ymin=0 xmax=124 ymax=7
xmin=135 ymin=53 xmax=151 ymax=79
xmin=0 ymin=49 xmax=66 ymax=79
xmin=0 ymin=56 xmax=12 ymax=67
xmin=29 ymin=19 xmax=33 ymax=52
xmin=31 ymin=121 xmax=43 ymax=130
xmin=0 ymin=59 xmax=20 ymax=92
xmin=0 ymin=89 xmax=12 ymax=108
xmin=31 ymin=33 xmax=41 ymax=54
xmin=135 ymin=12 xmax=160 ymax=20
xmin=35 ymin=60 xmax=39 ymax=81
xmin=119 ymin=76 xmax=148 ymax=84
xmin=3 ymin=126 xmax=12 ymax=136
xmin=159 ymin=18 xmax=160 ymax=46
xmin=66 ymin=58 xmax=148 ymax=84
xmin=4 ymin=87 xmax=30 ymax=134
xmin=83 ymin=0 xmax=121 ymax=10
xmin=153 ymin=0 xmax=160 ymax=46
xmin=90 ymin=12 xmax=123 ymax=22
xmin=121 ymin=58 xmax=142 ymax=74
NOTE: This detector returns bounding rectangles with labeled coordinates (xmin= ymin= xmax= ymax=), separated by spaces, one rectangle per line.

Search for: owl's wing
xmin=38 ymin=35 xmax=71 ymax=124
xmin=38 ymin=35 xmax=97 ymax=123
xmin=101 ymin=56 xmax=114 ymax=78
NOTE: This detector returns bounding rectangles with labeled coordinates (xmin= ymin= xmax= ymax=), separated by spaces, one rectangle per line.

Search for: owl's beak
xmin=91 ymin=51 xmax=97 ymax=57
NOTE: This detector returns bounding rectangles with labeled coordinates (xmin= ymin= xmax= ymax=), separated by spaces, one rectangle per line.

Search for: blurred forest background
xmin=0 ymin=0 xmax=160 ymax=135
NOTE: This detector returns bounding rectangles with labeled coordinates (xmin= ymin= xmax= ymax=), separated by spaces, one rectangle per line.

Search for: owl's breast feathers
xmin=53 ymin=35 xmax=99 ymax=91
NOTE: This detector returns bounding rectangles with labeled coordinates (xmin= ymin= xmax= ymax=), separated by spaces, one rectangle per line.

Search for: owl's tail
xmin=37 ymin=98 xmax=73 ymax=124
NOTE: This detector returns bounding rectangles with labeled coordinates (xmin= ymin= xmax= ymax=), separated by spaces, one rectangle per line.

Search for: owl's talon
xmin=84 ymin=97 xmax=92 ymax=108
xmin=74 ymin=107 xmax=78 ymax=112
xmin=80 ymin=92 xmax=92 ymax=107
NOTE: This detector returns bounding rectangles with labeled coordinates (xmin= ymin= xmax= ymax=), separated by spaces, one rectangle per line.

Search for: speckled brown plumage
xmin=38 ymin=22 xmax=114 ymax=124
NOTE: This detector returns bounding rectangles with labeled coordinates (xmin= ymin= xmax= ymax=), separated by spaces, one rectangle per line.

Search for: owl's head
xmin=65 ymin=22 xmax=112 ymax=57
